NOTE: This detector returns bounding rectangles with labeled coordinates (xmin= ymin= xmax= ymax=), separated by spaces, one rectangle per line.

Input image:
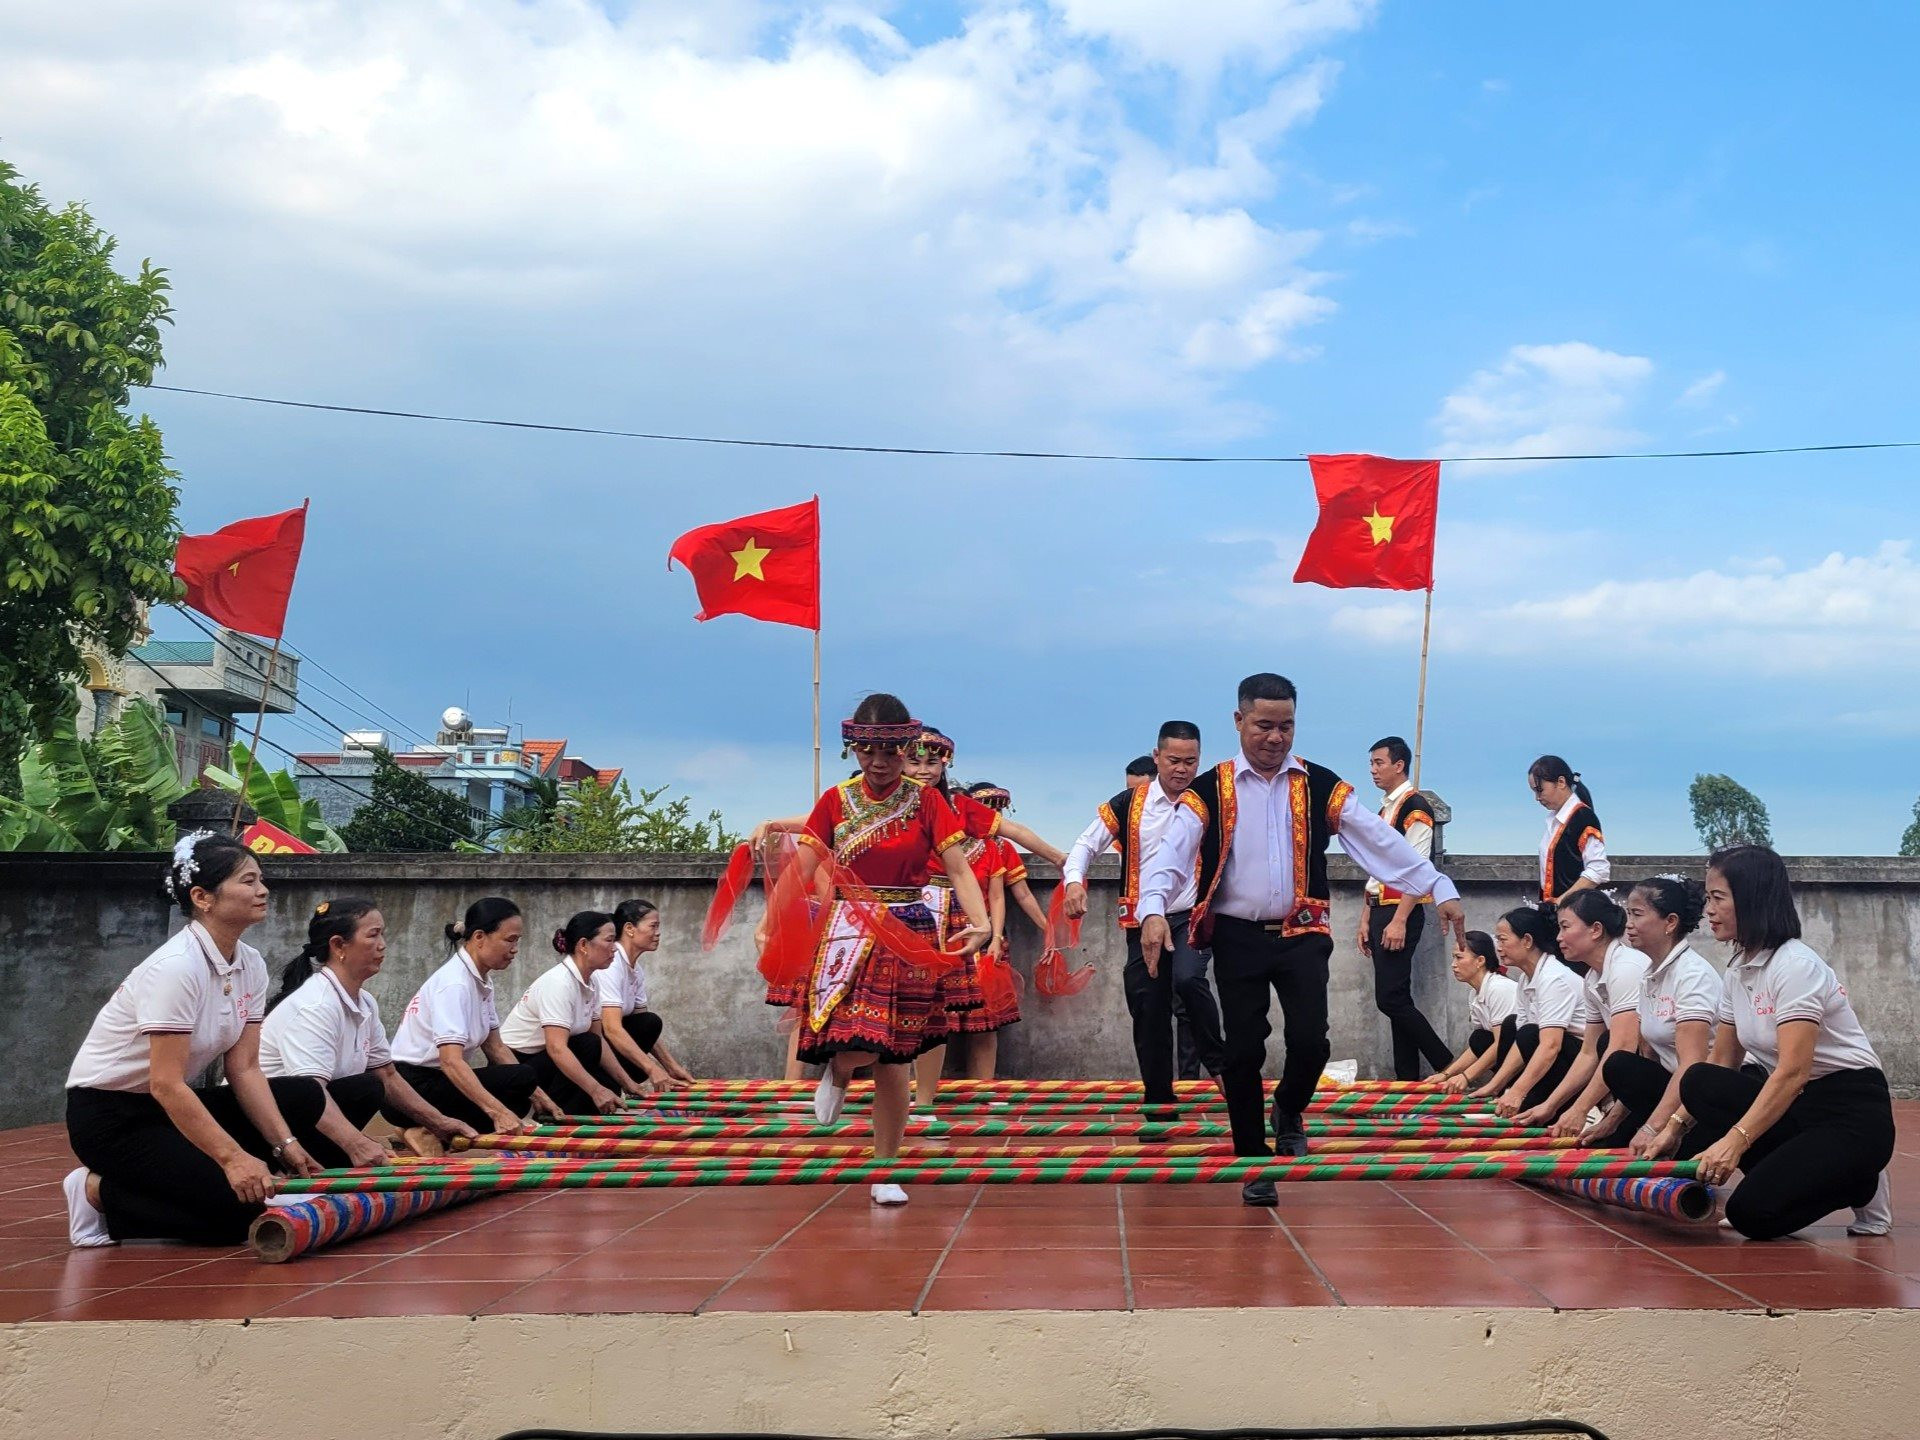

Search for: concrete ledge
xmin=4 ymin=1306 xmax=1916 ymax=1440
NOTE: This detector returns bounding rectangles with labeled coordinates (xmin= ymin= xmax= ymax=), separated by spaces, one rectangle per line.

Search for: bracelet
xmin=1636 ymin=1124 xmax=1657 ymax=1139
xmin=269 ymin=1136 xmax=296 ymax=1160
xmin=1731 ymin=1122 xmax=1754 ymax=1146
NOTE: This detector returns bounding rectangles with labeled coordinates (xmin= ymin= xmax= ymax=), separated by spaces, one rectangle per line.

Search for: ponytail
xmin=447 ymin=896 xmax=520 ymax=951
xmin=1556 ymin=887 xmax=1626 ymax=939
xmin=553 ymin=909 xmax=616 ymax=956
xmin=270 ymin=897 xmax=378 ymax=1012
xmin=1632 ymin=875 xmax=1706 ymax=939
xmin=1528 ymin=754 xmax=1596 ymax=817
xmin=1459 ymin=929 xmax=1500 ymax=975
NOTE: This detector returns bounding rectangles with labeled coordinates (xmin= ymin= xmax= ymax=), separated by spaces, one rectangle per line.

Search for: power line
xmin=121 ymin=645 xmax=492 ymax=850
xmin=281 ymin=641 xmax=438 ymax=750
xmin=142 ymin=382 xmax=1920 ymax=466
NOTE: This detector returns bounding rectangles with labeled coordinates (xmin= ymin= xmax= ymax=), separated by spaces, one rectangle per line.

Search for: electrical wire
xmin=142 ymin=382 xmax=1920 ymax=467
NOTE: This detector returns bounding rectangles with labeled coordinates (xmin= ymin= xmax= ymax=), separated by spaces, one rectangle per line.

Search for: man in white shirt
xmin=1138 ymin=674 xmax=1466 ymax=1205
xmin=1062 ymin=722 xmax=1225 ymax=1114
xmin=1359 ymin=736 xmax=1453 ymax=1081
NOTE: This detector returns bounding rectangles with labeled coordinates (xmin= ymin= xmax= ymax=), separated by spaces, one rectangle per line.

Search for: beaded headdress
xmin=968 ymin=783 xmax=1011 ymax=812
xmin=840 ymin=715 xmax=922 ymax=754
xmin=910 ymin=727 xmax=955 ymax=762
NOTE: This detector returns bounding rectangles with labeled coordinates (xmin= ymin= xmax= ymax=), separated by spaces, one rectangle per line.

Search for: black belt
xmin=1213 ymin=914 xmax=1296 ymax=934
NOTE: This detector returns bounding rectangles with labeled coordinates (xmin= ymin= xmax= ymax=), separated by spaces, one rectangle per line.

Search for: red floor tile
xmin=1493 ymin=1251 xmax=1757 ymax=1310
xmin=936 ymin=1249 xmax=1123 ymax=1283
xmin=1734 ymin=1272 xmax=1920 ymax=1311
xmin=1132 ymin=1273 xmax=1341 ymax=1309
xmin=264 ymin=1280 xmax=521 ymax=1318
xmin=705 ymin=1272 xmax=928 ymax=1312
xmin=546 ymin=1247 xmax=760 ymax=1281
xmin=0 ymin=1253 xmax=212 ymax=1290
xmin=0 ymin=1288 xmax=115 ymax=1321
xmin=354 ymin=1251 xmax=571 ymax=1285
xmin=40 ymin=1284 xmax=320 ymax=1321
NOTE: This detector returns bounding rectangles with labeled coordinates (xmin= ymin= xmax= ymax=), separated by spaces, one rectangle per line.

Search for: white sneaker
xmin=870 ymin=1183 xmax=909 ymax=1206
xmin=63 ymin=1168 xmax=113 ymax=1248
xmin=1849 ymin=1172 xmax=1893 ymax=1236
xmin=814 ymin=1067 xmax=848 ymax=1125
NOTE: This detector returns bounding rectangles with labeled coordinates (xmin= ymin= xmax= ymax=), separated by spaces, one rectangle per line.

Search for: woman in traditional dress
xmin=1529 ymin=755 xmax=1607 ymax=903
xmin=750 ymin=693 xmax=992 ymax=1205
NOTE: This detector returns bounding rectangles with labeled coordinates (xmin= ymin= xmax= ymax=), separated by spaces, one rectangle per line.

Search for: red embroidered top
xmin=994 ymin=837 xmax=1027 ymax=886
xmin=925 ymin=789 xmax=1004 ymax=887
xmin=801 ymin=776 xmax=966 ymax=888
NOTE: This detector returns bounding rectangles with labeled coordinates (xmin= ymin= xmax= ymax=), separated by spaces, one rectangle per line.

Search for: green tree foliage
xmin=499 ymin=777 xmax=739 ymax=854
xmin=1900 ymin=797 xmax=1920 ymax=858
xmin=0 ymin=157 xmax=183 ymax=782
xmin=0 ymin=697 xmax=185 ymax=850
xmin=338 ymin=747 xmax=476 ymax=853
xmin=1689 ymin=772 xmax=1774 ymax=852
xmin=203 ymin=740 xmax=346 ymax=851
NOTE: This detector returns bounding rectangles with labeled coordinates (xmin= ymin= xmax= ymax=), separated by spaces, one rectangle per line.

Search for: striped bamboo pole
xmin=247 ymin=1187 xmax=487 ymax=1262
xmin=277 ymin=1153 xmax=1697 ymax=1196
xmin=1527 ymin=1174 xmax=1716 ymax=1223
xmin=646 ymin=1078 xmax=1430 ymax=1097
xmin=615 ymin=1092 xmax=1489 ymax=1120
xmin=526 ymin=1117 xmax=1523 ymax=1142
xmin=453 ymin=1131 xmax=1577 ymax=1161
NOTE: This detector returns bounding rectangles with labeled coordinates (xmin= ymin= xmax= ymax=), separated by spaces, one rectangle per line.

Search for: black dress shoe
xmin=1241 ymin=1179 xmax=1279 ymax=1206
xmin=1273 ymin=1108 xmax=1309 ymax=1158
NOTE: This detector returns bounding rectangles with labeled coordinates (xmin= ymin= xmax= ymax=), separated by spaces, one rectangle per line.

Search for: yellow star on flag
xmin=730 ymin=538 xmax=771 ymax=581
xmin=1362 ymin=506 xmax=1395 ymax=546
xmin=228 ymin=561 xmax=242 ymax=577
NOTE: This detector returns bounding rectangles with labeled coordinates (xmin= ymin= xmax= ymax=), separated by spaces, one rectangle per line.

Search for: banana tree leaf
xmin=0 ymin=795 xmax=81 ymax=852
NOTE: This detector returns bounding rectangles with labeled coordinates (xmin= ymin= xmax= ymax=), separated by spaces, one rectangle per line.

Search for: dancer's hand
xmin=1493 ymin=1088 xmax=1523 ymax=1119
xmin=1436 ymin=898 xmax=1467 ymax=944
xmin=1382 ymin=916 xmax=1409 ymax=951
xmin=1357 ymin=917 xmax=1371 ymax=956
xmin=279 ymin=1140 xmax=325 ymax=1178
xmin=433 ymin=1116 xmax=480 ymax=1144
xmin=952 ymin=923 xmax=991 ymax=957
xmin=1633 ymin=1123 xmax=1678 ymax=1162
xmin=489 ymin=1109 xmax=528 ymax=1136
xmin=1441 ymin=1073 xmax=1468 ymax=1095
xmin=1549 ymin=1113 xmax=1586 ymax=1140
xmin=1063 ymin=881 xmax=1089 ymax=919
xmin=342 ymin=1132 xmax=390 ymax=1169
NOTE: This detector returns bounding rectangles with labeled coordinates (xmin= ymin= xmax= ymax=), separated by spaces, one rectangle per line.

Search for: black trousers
xmin=1513 ymin=1024 xmax=1579 ymax=1111
xmin=389 ymin=1059 xmax=537 ymax=1134
xmin=1598 ymin=1050 xmax=1703 ymax=1156
xmin=1124 ymin=914 xmax=1228 ymax=1107
xmin=294 ymin=1071 xmax=386 ymax=1170
xmin=1681 ymin=1062 xmax=1895 ymax=1240
xmin=1209 ymin=919 xmax=1333 ymax=1155
xmin=620 ymin=1010 xmax=665 ymax=1055
xmin=1367 ymin=904 xmax=1451 ymax=1080
xmin=513 ymin=1032 xmax=612 ymax=1115
xmin=1172 ymin=991 xmax=1202 ymax=1080
xmin=66 ymin=1078 xmax=327 ymax=1245
xmin=1469 ymin=1019 xmax=1517 ymax=1075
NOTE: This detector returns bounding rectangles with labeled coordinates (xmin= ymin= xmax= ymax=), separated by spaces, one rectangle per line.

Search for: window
xmin=200 ymin=715 xmax=228 ymax=739
xmin=92 ymin=690 xmax=117 ymax=733
xmin=163 ymin=706 xmax=186 ymax=728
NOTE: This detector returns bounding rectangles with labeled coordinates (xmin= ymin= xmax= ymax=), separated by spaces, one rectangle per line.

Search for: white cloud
xmin=1433 ymin=341 xmax=1655 ymax=471
xmin=1676 ymin=369 xmax=1727 ymax=408
xmin=1047 ymin=0 xmax=1377 ymax=78
xmin=0 ymin=0 xmax=1370 ymax=437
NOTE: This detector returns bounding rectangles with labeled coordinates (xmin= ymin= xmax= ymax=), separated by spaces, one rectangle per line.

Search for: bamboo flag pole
xmin=229 ymin=631 xmax=283 ymax=834
xmin=1411 ymin=584 xmax=1434 ymax=791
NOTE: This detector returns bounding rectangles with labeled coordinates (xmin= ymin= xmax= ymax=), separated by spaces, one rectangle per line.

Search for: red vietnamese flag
xmin=668 ymin=496 xmax=820 ymax=630
xmin=1292 ymin=455 xmax=1440 ymax=592
xmin=172 ymin=502 xmax=308 ymax=639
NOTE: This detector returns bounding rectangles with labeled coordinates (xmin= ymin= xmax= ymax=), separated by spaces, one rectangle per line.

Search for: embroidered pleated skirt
xmin=796 ymin=891 xmax=949 ymax=1066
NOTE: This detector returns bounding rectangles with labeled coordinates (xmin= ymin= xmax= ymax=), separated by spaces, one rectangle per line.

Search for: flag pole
xmin=230 ymin=631 xmax=282 ymax=834
xmin=1411 ymin=586 xmax=1434 ymax=791
xmin=811 ymin=495 xmax=822 ymax=800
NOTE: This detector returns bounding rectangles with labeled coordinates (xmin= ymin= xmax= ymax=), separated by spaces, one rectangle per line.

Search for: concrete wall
xmin=3 ymin=851 xmax=1918 ymax=1128
xmin=7 ymin=1307 xmax=1920 ymax=1440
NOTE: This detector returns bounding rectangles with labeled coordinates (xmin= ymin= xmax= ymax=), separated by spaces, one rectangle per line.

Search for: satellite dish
xmin=441 ymin=706 xmax=471 ymax=733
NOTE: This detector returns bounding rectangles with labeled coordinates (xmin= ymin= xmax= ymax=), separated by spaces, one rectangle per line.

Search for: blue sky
xmin=7 ymin=1 xmax=1918 ymax=855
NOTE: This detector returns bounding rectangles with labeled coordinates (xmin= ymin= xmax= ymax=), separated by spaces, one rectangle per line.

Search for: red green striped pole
xmin=279 ymin=1153 xmax=1697 ymax=1196
xmin=527 ymin=1116 xmax=1523 ymax=1141
xmin=452 ymin=1131 xmax=1576 ymax=1160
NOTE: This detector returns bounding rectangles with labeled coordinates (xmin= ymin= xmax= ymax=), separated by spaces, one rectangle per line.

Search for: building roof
xmin=595 ymin=767 xmax=624 ymax=789
xmin=520 ymin=739 xmax=565 ymax=777
xmin=132 ymin=640 xmax=216 ymax=666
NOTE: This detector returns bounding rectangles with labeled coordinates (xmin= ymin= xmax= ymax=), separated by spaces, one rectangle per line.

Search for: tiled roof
xmin=521 ymin=739 xmax=565 ymax=776
xmin=594 ymin=767 xmax=623 ymax=789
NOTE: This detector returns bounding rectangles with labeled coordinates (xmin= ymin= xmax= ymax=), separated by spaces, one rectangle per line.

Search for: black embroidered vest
xmin=1186 ymin=758 xmax=1353 ymax=943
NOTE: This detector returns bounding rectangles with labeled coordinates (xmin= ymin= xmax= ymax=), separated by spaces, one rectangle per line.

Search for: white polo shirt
xmin=593 ymin=944 xmax=649 ymax=1017
xmin=1635 ymin=941 xmax=1722 ymax=1071
xmin=1469 ymin=971 xmax=1520 ymax=1033
xmin=389 ymin=951 xmax=501 ymax=1068
xmin=1718 ymin=938 xmax=1881 ymax=1079
xmin=500 ymin=958 xmax=598 ymax=1053
xmin=1516 ymin=955 xmax=1584 ymax=1032
xmin=1580 ymin=940 xmax=1652 ymax=1027
xmin=67 ymin=924 xmax=269 ymax=1093
xmin=260 ymin=967 xmax=392 ymax=1081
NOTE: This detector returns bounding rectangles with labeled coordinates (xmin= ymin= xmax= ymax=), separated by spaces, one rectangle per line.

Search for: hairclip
xmin=315 ymin=901 xmax=331 ymax=917
xmin=168 ymin=829 xmax=214 ymax=894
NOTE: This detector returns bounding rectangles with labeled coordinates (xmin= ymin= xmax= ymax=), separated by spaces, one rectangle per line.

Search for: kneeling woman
xmin=752 ymin=693 xmax=991 ymax=1205
xmin=1474 ymin=906 xmax=1584 ymax=1117
xmin=261 ymin=899 xmax=479 ymax=1165
xmin=501 ymin=910 xmax=638 ymax=1116
xmin=1434 ymin=931 xmax=1518 ymax=1094
xmin=1662 ymin=846 xmax=1894 ymax=1239
xmin=1520 ymin=891 xmax=1651 ymax=1138
xmin=63 ymin=833 xmax=325 ymax=1247
xmin=1600 ymin=876 xmax=1721 ymax=1159
xmin=596 ymin=899 xmax=695 ymax=1094
xmin=387 ymin=898 xmax=555 ymax=1136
